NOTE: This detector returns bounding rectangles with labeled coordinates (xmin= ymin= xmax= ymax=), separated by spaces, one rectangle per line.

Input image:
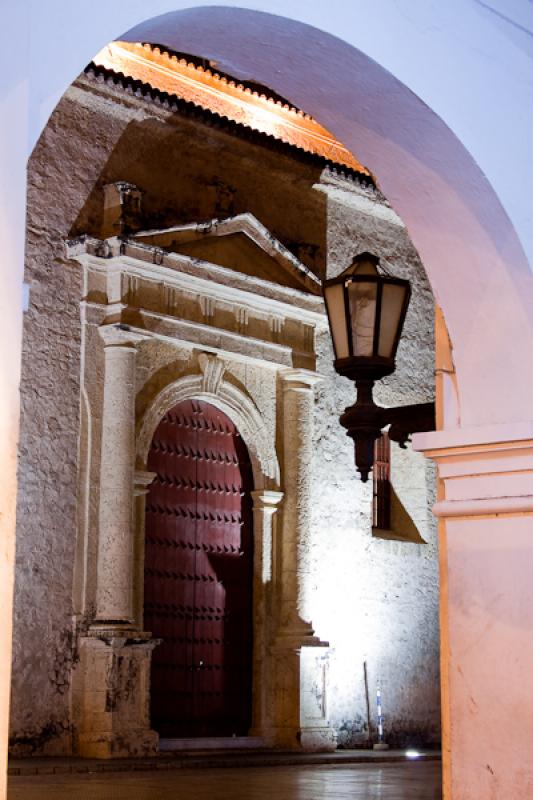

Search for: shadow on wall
xmin=66 ymin=100 xmax=328 ymax=277
xmin=373 ymin=486 xmax=426 ymax=544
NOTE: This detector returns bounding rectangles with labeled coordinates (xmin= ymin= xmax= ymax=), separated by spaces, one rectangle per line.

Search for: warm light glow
xmin=92 ymin=42 xmax=369 ymax=175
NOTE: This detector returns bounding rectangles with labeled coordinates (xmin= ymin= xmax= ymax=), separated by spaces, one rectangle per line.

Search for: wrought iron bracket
xmin=339 ymin=379 xmax=435 ymax=482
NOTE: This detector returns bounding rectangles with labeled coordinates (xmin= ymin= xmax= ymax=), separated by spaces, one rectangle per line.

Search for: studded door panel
xmin=144 ymin=399 xmax=253 ymax=737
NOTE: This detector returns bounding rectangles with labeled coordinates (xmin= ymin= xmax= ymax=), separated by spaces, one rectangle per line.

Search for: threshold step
xmin=159 ymin=736 xmax=266 ymax=752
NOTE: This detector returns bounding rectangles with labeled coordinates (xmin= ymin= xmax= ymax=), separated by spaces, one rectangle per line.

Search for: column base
xmin=299 ymin=644 xmax=337 ymax=751
xmin=77 ymin=729 xmax=159 ymax=759
xmin=73 ymin=632 xmax=160 ymax=759
xmin=300 ymin=726 xmax=337 ymax=752
xmin=261 ymin=640 xmax=337 ymax=752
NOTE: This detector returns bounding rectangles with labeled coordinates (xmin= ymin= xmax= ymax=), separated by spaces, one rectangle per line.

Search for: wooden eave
xmin=91 ymin=41 xmax=370 ymax=177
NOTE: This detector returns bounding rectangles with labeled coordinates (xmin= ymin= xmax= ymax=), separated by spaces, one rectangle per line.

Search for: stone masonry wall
xmin=12 ymin=71 xmax=438 ymax=754
xmin=312 ymin=177 xmax=438 ymax=747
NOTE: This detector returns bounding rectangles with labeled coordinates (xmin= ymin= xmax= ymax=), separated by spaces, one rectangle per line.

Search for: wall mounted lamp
xmin=323 ymin=252 xmax=435 ymax=482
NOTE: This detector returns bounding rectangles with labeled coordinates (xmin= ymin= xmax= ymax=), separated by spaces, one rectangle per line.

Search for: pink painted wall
xmin=446 ymin=516 xmax=533 ymax=797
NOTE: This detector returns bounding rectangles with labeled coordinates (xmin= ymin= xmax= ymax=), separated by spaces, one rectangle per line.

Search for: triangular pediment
xmin=134 ymin=213 xmax=321 ymax=294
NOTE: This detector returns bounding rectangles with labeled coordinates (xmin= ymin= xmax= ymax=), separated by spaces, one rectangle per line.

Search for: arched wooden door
xmin=144 ymin=399 xmax=254 ymax=738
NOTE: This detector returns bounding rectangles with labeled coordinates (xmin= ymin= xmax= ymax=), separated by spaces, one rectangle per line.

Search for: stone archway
xmin=137 ymin=355 xmax=280 ymax=489
xmin=136 ymin=361 xmax=285 ymax=746
xmin=3 ymin=5 xmax=533 ymax=798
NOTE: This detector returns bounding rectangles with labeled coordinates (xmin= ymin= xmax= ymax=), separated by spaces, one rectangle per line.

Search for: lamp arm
xmin=339 ymin=382 xmax=435 ymax=481
xmin=384 ymin=402 xmax=436 ymax=448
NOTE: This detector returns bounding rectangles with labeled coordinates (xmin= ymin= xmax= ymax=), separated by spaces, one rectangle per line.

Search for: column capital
xmin=414 ymin=424 xmax=533 ymax=518
xmin=279 ymin=368 xmax=323 ymax=390
xmin=251 ymin=489 xmax=284 ymax=511
xmin=98 ymin=323 xmax=148 ymax=348
xmin=134 ymin=470 xmax=157 ymax=497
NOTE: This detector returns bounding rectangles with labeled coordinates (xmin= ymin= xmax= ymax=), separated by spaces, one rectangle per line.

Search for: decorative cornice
xmin=79 ymin=65 xmax=375 ymax=189
xmin=251 ymin=489 xmax=284 ymax=511
xmin=91 ymin=41 xmax=369 ymax=177
xmin=98 ymin=323 xmax=148 ymax=348
xmin=133 ymin=470 xmax=157 ymax=497
xmin=433 ymin=496 xmax=533 ymax=519
xmin=279 ymin=367 xmax=324 ymax=389
xmin=67 ymin=236 xmax=327 ymax=326
xmin=414 ymin=422 xmax=533 ymax=454
xmin=415 ymin=426 xmax=533 ymax=519
xmin=134 ymin=211 xmax=321 ymax=293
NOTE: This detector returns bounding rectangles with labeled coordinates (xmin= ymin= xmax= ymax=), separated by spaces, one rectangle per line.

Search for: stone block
xmin=73 ymin=634 xmax=158 ymax=758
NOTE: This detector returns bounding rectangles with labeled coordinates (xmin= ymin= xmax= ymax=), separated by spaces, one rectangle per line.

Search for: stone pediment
xmin=134 ymin=213 xmax=321 ymax=294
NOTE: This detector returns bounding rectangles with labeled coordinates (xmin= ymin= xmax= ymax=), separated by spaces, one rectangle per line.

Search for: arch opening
xmin=12 ymin=12 xmax=440 ymax=760
xmin=5 ymin=7 xmax=533 ymax=798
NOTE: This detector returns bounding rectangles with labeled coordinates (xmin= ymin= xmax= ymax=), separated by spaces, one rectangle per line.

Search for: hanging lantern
xmin=323 ymin=252 xmax=433 ymax=482
xmin=324 ymin=252 xmax=411 ymax=382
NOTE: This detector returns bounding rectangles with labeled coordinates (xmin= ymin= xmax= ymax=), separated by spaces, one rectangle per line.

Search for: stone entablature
xmin=67 ymin=229 xmax=326 ymax=373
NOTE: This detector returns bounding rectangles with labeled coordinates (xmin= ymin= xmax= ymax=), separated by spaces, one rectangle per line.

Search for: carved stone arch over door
xmin=136 ymin=356 xmax=280 ymax=490
xmin=144 ymin=398 xmax=254 ymax=737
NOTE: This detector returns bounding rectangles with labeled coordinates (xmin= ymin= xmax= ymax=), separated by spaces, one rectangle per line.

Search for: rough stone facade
xmin=11 ymin=65 xmax=439 ymax=756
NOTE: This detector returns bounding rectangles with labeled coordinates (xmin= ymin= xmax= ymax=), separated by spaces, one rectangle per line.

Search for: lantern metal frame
xmin=324 ymin=251 xmax=411 ymax=383
xmin=323 ymin=252 xmax=435 ymax=482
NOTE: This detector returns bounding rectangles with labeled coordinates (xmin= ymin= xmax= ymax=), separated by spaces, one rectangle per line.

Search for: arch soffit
xmin=24 ymin=4 xmax=533 ymax=427
xmin=137 ymin=371 xmax=280 ymax=490
xmin=119 ymin=7 xmax=533 ymax=428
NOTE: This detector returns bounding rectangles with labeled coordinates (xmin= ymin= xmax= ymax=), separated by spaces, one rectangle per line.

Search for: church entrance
xmin=144 ymin=399 xmax=254 ymax=738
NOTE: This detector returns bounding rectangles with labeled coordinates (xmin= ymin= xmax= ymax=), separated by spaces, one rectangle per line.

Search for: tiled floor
xmin=9 ymin=761 xmax=441 ymax=799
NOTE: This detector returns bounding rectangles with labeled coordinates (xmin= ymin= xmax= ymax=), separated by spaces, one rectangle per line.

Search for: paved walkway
xmin=8 ymin=748 xmax=440 ymax=776
xmin=9 ymin=761 xmax=442 ymax=799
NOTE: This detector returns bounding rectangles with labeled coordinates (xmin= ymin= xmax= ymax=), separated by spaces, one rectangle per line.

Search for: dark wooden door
xmin=144 ymin=399 xmax=254 ymax=738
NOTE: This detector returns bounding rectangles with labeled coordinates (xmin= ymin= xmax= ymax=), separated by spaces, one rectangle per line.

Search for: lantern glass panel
xmin=348 ymin=280 xmax=378 ymax=356
xmin=325 ymin=282 xmax=350 ymax=359
xmin=378 ymin=282 xmax=408 ymax=358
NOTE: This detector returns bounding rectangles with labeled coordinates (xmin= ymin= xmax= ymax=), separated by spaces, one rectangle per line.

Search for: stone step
xmin=8 ymin=749 xmax=441 ymax=777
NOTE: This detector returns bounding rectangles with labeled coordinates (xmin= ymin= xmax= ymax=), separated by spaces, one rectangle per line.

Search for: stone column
xmin=133 ymin=471 xmax=157 ymax=629
xmin=277 ymin=368 xmax=323 ymax=642
xmin=414 ymin=424 xmax=533 ymax=800
xmin=249 ymin=489 xmax=283 ymax=740
xmin=94 ymin=325 xmax=138 ymax=627
xmin=270 ymin=369 xmax=335 ymax=752
xmin=73 ymin=326 xmax=159 ymax=759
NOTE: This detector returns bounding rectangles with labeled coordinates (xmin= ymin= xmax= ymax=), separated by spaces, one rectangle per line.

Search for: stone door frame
xmin=136 ymin=359 xmax=283 ymax=743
